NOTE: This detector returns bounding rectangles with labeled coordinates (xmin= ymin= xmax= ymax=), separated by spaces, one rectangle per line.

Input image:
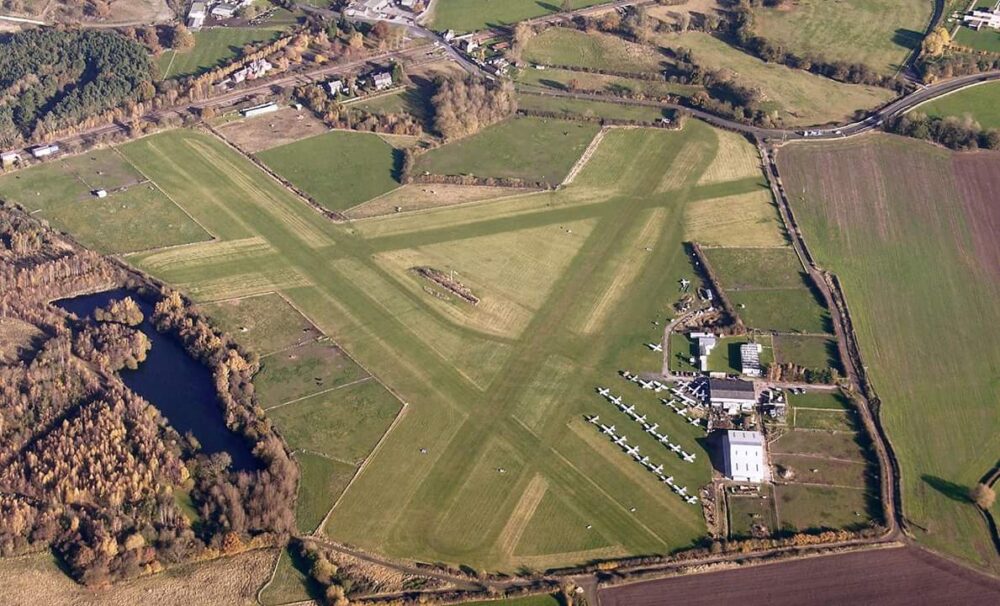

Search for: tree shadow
xmin=537 ymin=2 xmax=560 ymax=12
xmin=538 ymin=78 xmax=568 ymax=91
xmin=893 ymin=28 xmax=923 ymax=50
xmin=391 ymin=148 xmax=406 ymax=183
xmin=922 ymin=475 xmax=970 ymax=503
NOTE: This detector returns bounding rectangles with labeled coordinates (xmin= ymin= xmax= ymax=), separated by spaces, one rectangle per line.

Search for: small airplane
xmin=597 ymin=387 xmax=611 ymax=397
xmin=650 ymin=464 xmax=664 ymax=475
xmin=685 ymin=495 xmax=699 ymax=505
xmin=638 ymin=456 xmax=650 ymax=466
xmin=639 ymin=379 xmax=656 ymax=390
xmin=601 ymin=423 xmax=616 ymax=435
xmin=677 ymin=486 xmax=689 ymax=496
xmin=621 ymin=371 xmax=636 ymax=381
xmin=645 ymin=422 xmax=658 ymax=433
xmin=657 ymin=433 xmax=671 ymax=444
xmin=682 ymin=452 xmax=696 ymax=463
xmin=621 ymin=403 xmax=636 ymax=416
xmin=625 ymin=445 xmax=640 ymax=457
xmin=670 ymin=443 xmax=682 ymax=453
xmin=646 ymin=342 xmax=663 ymax=352
xmin=688 ymin=417 xmax=701 ymax=427
xmin=675 ymin=408 xmax=688 ymax=416
xmin=633 ymin=413 xmax=647 ymax=424
xmin=679 ymin=278 xmax=690 ymax=290
xmin=664 ymin=476 xmax=675 ymax=486
xmin=609 ymin=395 xmax=623 ymax=406
xmin=587 ymin=415 xmax=600 ymax=424
xmin=614 ymin=435 xmax=627 ymax=446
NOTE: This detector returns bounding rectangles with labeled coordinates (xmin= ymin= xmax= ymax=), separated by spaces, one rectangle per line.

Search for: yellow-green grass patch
xmin=685 ymin=189 xmax=787 ymax=248
xmin=775 ymin=483 xmax=877 ymax=533
xmin=772 ymin=429 xmax=869 ymax=462
xmin=267 ymin=379 xmax=402 ymax=464
xmin=701 ymin=246 xmax=809 ymax=290
xmin=259 ymin=547 xmax=318 ymax=606
xmin=256 ymin=130 xmax=401 ymax=212
xmin=516 ymin=66 xmax=698 ymax=99
xmin=916 ymin=81 xmax=1000 ymax=130
xmin=374 ymin=218 xmax=596 ymax=338
xmin=460 ymin=594 xmax=561 ymax=606
xmin=728 ymin=288 xmax=833 ymax=334
xmin=413 ymin=117 xmax=600 ymax=186
xmin=256 ymin=340 xmax=369 ymax=407
xmin=788 ymin=390 xmax=851 ymax=410
xmin=524 ymin=27 xmax=666 ymax=73
xmin=158 ymin=27 xmax=285 ymax=80
xmin=794 ymin=407 xmax=858 ymax=433
xmin=728 ymin=487 xmax=778 ymax=539
xmin=752 ymin=0 xmax=931 ymax=75
xmin=294 ymin=452 xmax=357 ymax=533
xmin=200 ymin=292 xmax=321 ymax=356
xmin=697 ymin=129 xmax=761 ymax=185
xmin=773 ymin=334 xmax=841 ymax=371
xmin=706 ymin=335 xmax=774 ymax=375
xmin=430 ymin=0 xmax=605 ymax=32
xmin=657 ymin=31 xmax=895 ymax=125
xmin=346 ymin=184 xmax=528 ymax=219
xmin=773 ymin=453 xmax=872 ymax=489
xmin=513 ymin=489 xmax=613 ymax=557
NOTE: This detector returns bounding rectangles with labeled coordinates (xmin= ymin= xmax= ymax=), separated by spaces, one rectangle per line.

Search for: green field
xmin=788 ymin=390 xmax=852 ymax=410
xmin=916 ymin=81 xmax=1000 ymax=129
xmin=728 ymin=288 xmax=832 ymax=335
xmin=516 ymin=93 xmax=672 ymax=123
xmin=952 ymin=21 xmax=1000 ymax=54
xmin=777 ymin=134 xmax=1000 ymax=572
xmin=794 ymin=408 xmax=858 ymax=433
xmin=705 ymin=335 xmax=774 ymax=375
xmin=657 ymin=32 xmax=896 ymax=126
xmin=85 ymin=120 xmax=773 ymax=578
xmin=524 ymin=27 xmax=666 ymax=73
xmin=774 ymin=483 xmax=875 ymax=532
xmin=260 ymin=547 xmax=317 ymax=606
xmin=752 ymin=0 xmax=932 ymax=74
xmin=348 ymin=88 xmax=428 ymax=121
xmin=158 ymin=27 xmax=284 ymax=79
xmin=774 ymin=335 xmax=841 ymax=371
xmin=294 ymin=453 xmax=356 ymax=533
xmin=413 ymin=117 xmax=599 ymax=185
xmin=728 ymin=488 xmax=778 ymax=538
xmin=516 ymin=67 xmax=699 ymax=100
xmin=429 ymin=0 xmax=606 ymax=33
xmin=702 ymin=247 xmax=809 ymax=290
xmin=201 ymin=292 xmax=320 ymax=355
xmin=255 ymin=341 xmax=369 ymax=406
xmin=257 ymin=130 xmax=401 ymax=213
xmin=461 ymin=595 xmax=561 ymax=606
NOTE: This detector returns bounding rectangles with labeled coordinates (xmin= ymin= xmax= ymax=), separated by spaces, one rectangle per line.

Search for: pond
xmin=57 ymin=289 xmax=257 ymax=472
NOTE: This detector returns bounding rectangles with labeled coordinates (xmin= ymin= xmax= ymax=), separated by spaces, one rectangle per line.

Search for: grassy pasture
xmin=157 ymin=27 xmax=284 ymax=80
xmin=772 ymin=430 xmax=869 ymax=462
xmin=658 ymin=32 xmax=895 ymax=125
xmin=524 ymin=27 xmax=666 ymax=73
xmin=256 ymin=341 xmax=369 ymax=407
xmin=916 ymin=81 xmax=1000 ymax=129
xmin=774 ymin=334 xmax=840 ymax=371
xmin=294 ymin=452 xmax=357 ymax=533
xmin=788 ymin=390 xmax=851 ymax=410
xmin=346 ymin=184 xmax=528 ymax=219
xmin=201 ymin=293 xmax=320 ymax=355
xmin=460 ymin=595 xmax=561 ymax=606
xmin=684 ymin=190 xmax=787 ymax=248
xmin=728 ymin=288 xmax=832 ymax=334
xmin=773 ymin=454 xmax=871 ymax=489
xmin=751 ymin=0 xmax=931 ymax=74
xmin=0 ymin=150 xmax=209 ymax=254
xmin=429 ymin=0 xmax=606 ymax=33
xmin=516 ymin=92 xmax=672 ymax=123
xmin=413 ymin=117 xmax=599 ymax=185
xmin=76 ymin=122 xmax=769 ymax=577
xmin=516 ymin=66 xmax=697 ymax=99
xmin=775 ymin=484 xmax=875 ymax=532
xmin=697 ymin=129 xmax=761 ymax=185
xmin=260 ymin=547 xmax=316 ymax=606
xmin=777 ymin=134 xmax=1000 ymax=572
xmin=705 ymin=335 xmax=774 ymax=375
xmin=701 ymin=247 xmax=809 ymax=290
xmin=257 ymin=130 xmax=401 ymax=212
xmin=728 ymin=489 xmax=779 ymax=538
xmin=952 ymin=21 xmax=1000 ymax=54
xmin=794 ymin=408 xmax=858 ymax=433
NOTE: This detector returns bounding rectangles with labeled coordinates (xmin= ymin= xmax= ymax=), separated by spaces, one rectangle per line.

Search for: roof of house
xmin=710 ymin=378 xmax=756 ymax=400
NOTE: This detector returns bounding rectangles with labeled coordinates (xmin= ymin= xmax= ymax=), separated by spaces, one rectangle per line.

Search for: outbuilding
xmin=723 ymin=430 xmax=768 ymax=483
xmin=709 ymin=378 xmax=756 ymax=415
xmin=31 ymin=144 xmax=60 ymax=159
xmin=1 ymin=151 xmax=21 ymax=167
xmin=740 ymin=342 xmax=762 ymax=377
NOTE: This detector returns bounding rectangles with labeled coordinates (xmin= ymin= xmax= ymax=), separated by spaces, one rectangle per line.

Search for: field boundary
xmin=263 ymin=376 xmax=374 ymax=412
xmin=562 ymin=126 xmax=609 ymax=186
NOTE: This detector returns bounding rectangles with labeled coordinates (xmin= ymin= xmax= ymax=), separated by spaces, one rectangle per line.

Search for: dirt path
xmin=562 ymin=126 xmax=609 ymax=186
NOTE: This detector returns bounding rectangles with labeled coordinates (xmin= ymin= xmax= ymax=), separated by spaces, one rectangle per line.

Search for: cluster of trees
xmin=918 ymin=52 xmax=1000 ymax=83
xmin=297 ymin=540 xmax=351 ymax=606
xmin=767 ymin=362 xmax=838 ymax=385
xmin=889 ymin=112 xmax=1000 ymax=151
xmin=0 ymin=29 xmax=154 ymax=148
xmin=94 ymin=296 xmax=144 ymax=326
xmin=430 ymin=76 xmax=516 ymax=140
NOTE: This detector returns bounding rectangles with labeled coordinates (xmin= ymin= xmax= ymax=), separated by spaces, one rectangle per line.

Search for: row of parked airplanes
xmin=618 ymin=374 xmax=708 ymax=431
xmin=587 ymin=414 xmax=699 ymax=505
xmin=596 ymin=387 xmax=698 ymax=461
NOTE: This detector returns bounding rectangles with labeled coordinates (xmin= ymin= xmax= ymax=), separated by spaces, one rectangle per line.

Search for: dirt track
xmin=599 ymin=547 xmax=1000 ymax=606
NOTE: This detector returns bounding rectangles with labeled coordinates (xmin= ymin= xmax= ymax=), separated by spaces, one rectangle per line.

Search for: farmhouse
xmin=1 ymin=151 xmax=20 ymax=167
xmin=187 ymin=1 xmax=207 ymax=29
xmin=709 ymin=378 xmax=756 ymax=415
xmin=232 ymin=58 xmax=272 ymax=83
xmin=241 ymin=102 xmax=279 ymax=118
xmin=963 ymin=4 xmax=1000 ymax=30
xmin=371 ymin=71 xmax=393 ymax=91
xmin=691 ymin=331 xmax=717 ymax=372
xmin=723 ymin=430 xmax=768 ymax=483
xmin=740 ymin=342 xmax=762 ymax=378
xmin=30 ymin=144 xmax=59 ymax=159
xmin=326 ymin=79 xmax=345 ymax=96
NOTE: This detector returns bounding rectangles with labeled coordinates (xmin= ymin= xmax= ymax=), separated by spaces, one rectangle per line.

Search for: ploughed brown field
xmin=599 ymin=547 xmax=1000 ymax=606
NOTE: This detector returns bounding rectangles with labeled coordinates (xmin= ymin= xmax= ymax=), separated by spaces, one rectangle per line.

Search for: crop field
xmin=751 ymin=0 xmax=932 ymax=74
xmin=524 ymin=27 xmax=666 ymax=73
xmin=0 ymin=150 xmax=210 ymax=254
xmin=413 ymin=117 xmax=600 ymax=186
xmin=516 ymin=92 xmax=673 ymax=123
xmin=777 ymin=134 xmax=1000 ymax=572
xmin=599 ymin=546 xmax=1000 ymax=606
xmin=257 ymin=130 xmax=401 ymax=213
xmin=657 ymin=32 xmax=895 ymax=125
xmin=345 ymin=184 xmax=529 ymax=219
xmin=78 ymin=119 xmax=775 ymax=580
xmin=916 ymin=81 xmax=1000 ymax=129
xmin=429 ymin=0 xmax=606 ymax=33
xmin=158 ymin=27 xmax=284 ymax=79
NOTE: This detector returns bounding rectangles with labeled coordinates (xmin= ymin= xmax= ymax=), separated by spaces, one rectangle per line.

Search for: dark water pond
xmin=57 ymin=289 xmax=256 ymax=471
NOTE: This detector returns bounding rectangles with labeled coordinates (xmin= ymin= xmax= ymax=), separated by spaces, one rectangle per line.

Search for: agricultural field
xmin=346 ymin=184 xmax=529 ymax=219
xmin=516 ymin=65 xmax=699 ymax=99
xmin=429 ymin=0 xmax=606 ymax=33
xmin=157 ymin=27 xmax=285 ymax=80
xmin=0 ymin=149 xmax=210 ymax=254
xmin=684 ymin=190 xmax=786 ymax=248
xmin=657 ymin=32 xmax=896 ymax=126
xmin=776 ymin=134 xmax=1000 ymax=572
xmin=727 ymin=485 xmax=778 ymax=538
xmin=215 ymin=108 xmax=329 ymax=153
xmin=516 ymin=92 xmax=674 ymax=123
xmin=524 ymin=27 xmax=666 ymax=73
xmin=412 ymin=117 xmax=600 ymax=185
xmin=751 ymin=0 xmax=932 ymax=74
xmin=82 ymin=120 xmax=774 ymax=579
xmin=915 ymin=81 xmax=1000 ymax=129
xmin=257 ymin=130 xmax=402 ymax=212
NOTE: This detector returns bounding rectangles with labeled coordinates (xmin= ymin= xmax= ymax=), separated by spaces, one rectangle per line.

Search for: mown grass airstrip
xmin=91 ymin=120 xmax=777 ymax=578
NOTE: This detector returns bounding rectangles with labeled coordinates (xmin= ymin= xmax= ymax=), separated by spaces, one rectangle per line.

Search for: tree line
xmin=889 ymin=112 xmax=1000 ymax=151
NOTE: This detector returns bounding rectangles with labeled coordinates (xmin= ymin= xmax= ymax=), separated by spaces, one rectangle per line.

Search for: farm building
xmin=963 ymin=5 xmax=1000 ymax=30
xmin=241 ymin=102 xmax=279 ymax=118
xmin=211 ymin=2 xmax=239 ymax=18
xmin=30 ymin=144 xmax=59 ymax=159
xmin=371 ymin=71 xmax=393 ymax=91
xmin=723 ymin=430 xmax=768 ymax=483
xmin=740 ymin=342 xmax=762 ymax=378
xmin=462 ymin=38 xmax=480 ymax=53
xmin=691 ymin=331 xmax=717 ymax=372
xmin=187 ymin=1 xmax=207 ymax=29
xmin=326 ymin=79 xmax=345 ymax=96
xmin=232 ymin=58 xmax=272 ymax=83
xmin=709 ymin=378 xmax=756 ymax=415
xmin=1 ymin=151 xmax=20 ymax=167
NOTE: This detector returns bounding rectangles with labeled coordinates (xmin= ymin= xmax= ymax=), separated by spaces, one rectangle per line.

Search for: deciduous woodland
xmin=0 ymin=205 xmax=295 ymax=586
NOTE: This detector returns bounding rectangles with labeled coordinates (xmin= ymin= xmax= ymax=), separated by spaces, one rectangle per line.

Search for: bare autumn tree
xmin=970 ymin=483 xmax=996 ymax=510
xmin=430 ymin=76 xmax=516 ymax=140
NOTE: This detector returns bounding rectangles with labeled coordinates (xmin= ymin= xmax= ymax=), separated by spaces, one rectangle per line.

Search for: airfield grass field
xmin=429 ymin=0 xmax=607 ymax=33
xmin=777 ymin=134 xmax=1000 ymax=573
xmin=257 ymin=130 xmax=401 ymax=213
xmin=200 ymin=292 xmax=321 ymax=355
xmin=684 ymin=190 xmax=786 ymax=248
xmin=413 ymin=117 xmax=600 ymax=185
xmin=0 ymin=149 xmax=210 ymax=254
xmin=345 ymin=184 xmax=528 ymax=219
xmin=751 ymin=0 xmax=931 ymax=74
xmin=87 ymin=120 xmax=782 ymax=577
xmin=916 ymin=81 xmax=1000 ymax=129
xmin=157 ymin=27 xmax=285 ymax=79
